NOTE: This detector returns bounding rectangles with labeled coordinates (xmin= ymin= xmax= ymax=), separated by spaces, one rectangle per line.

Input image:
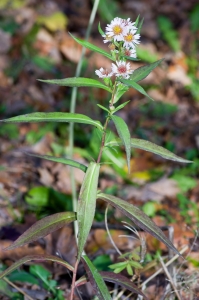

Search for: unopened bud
xmin=109 ymin=105 xmax=115 ymax=111
xmin=109 ymin=43 xmax=115 ymax=51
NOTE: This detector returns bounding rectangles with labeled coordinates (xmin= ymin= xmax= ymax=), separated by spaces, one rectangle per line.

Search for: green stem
xmin=69 ymin=0 xmax=100 ymax=238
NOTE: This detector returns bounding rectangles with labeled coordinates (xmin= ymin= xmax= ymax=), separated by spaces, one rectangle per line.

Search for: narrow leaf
xmin=0 ymin=255 xmax=74 ymax=279
xmin=77 ymin=162 xmax=100 ymax=260
xmin=97 ymin=104 xmax=109 ymax=113
xmin=69 ymin=33 xmax=114 ymax=61
xmin=111 ymin=115 xmax=131 ymax=173
xmin=38 ymin=77 xmax=112 ymax=92
xmin=25 ymin=152 xmax=87 ymax=172
xmin=119 ymin=79 xmax=154 ymax=101
xmin=123 ymin=55 xmax=140 ymax=61
xmin=100 ymin=272 xmax=147 ymax=299
xmin=98 ymin=193 xmax=181 ymax=256
xmin=0 ymin=112 xmax=103 ymax=131
xmin=130 ymin=59 xmax=164 ymax=82
xmin=98 ymin=22 xmax=105 ymax=36
xmin=114 ymin=100 xmax=130 ymax=113
xmin=106 ymin=138 xmax=191 ymax=163
xmin=137 ymin=17 xmax=144 ymax=34
xmin=135 ymin=15 xmax=140 ymax=27
xmin=82 ymin=255 xmax=111 ymax=300
xmin=4 ymin=212 xmax=76 ymax=250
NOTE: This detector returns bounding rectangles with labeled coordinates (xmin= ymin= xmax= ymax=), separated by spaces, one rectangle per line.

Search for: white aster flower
xmin=95 ymin=67 xmax=112 ymax=78
xmin=105 ymin=17 xmax=128 ymax=42
xmin=111 ymin=61 xmax=133 ymax=79
xmin=123 ymin=29 xmax=140 ymax=48
xmin=103 ymin=34 xmax=113 ymax=44
xmin=123 ymin=47 xmax=137 ymax=58
xmin=122 ymin=18 xmax=137 ymax=31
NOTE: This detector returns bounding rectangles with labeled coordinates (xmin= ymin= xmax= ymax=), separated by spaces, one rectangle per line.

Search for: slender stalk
xmin=69 ymin=1 xmax=100 ymax=299
xmin=97 ymin=116 xmax=110 ymax=163
xmin=69 ymin=0 xmax=100 ymax=239
xmin=70 ymin=260 xmax=79 ymax=300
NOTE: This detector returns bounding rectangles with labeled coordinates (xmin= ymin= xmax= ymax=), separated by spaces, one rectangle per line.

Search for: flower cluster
xmin=95 ymin=17 xmax=141 ymax=80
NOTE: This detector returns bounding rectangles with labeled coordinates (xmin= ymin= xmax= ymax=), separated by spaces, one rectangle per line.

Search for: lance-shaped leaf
xmin=82 ymin=255 xmax=111 ymax=300
xmin=4 ymin=212 xmax=76 ymax=250
xmin=0 ymin=112 xmax=103 ymax=131
xmin=106 ymin=138 xmax=191 ymax=163
xmin=100 ymin=272 xmax=147 ymax=299
xmin=130 ymin=59 xmax=164 ymax=82
xmin=119 ymin=79 xmax=154 ymax=101
xmin=25 ymin=152 xmax=87 ymax=172
xmin=98 ymin=193 xmax=181 ymax=256
xmin=77 ymin=162 xmax=100 ymax=260
xmin=111 ymin=115 xmax=131 ymax=173
xmin=39 ymin=77 xmax=112 ymax=92
xmin=69 ymin=33 xmax=114 ymax=61
xmin=0 ymin=255 xmax=74 ymax=280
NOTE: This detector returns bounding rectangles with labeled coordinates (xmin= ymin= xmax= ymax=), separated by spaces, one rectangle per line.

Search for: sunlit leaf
xmin=37 ymin=12 xmax=67 ymax=32
xmin=100 ymin=272 xmax=147 ymax=298
xmin=106 ymin=138 xmax=191 ymax=163
xmin=69 ymin=33 xmax=114 ymax=61
xmin=0 ymin=112 xmax=103 ymax=131
xmin=111 ymin=115 xmax=131 ymax=173
xmin=82 ymin=255 xmax=111 ymax=300
xmin=77 ymin=162 xmax=100 ymax=260
xmin=130 ymin=59 xmax=164 ymax=82
xmin=98 ymin=193 xmax=181 ymax=256
xmin=0 ymin=255 xmax=74 ymax=280
xmin=25 ymin=152 xmax=87 ymax=173
xmin=39 ymin=77 xmax=112 ymax=93
xmin=119 ymin=79 xmax=154 ymax=101
xmin=4 ymin=212 xmax=76 ymax=250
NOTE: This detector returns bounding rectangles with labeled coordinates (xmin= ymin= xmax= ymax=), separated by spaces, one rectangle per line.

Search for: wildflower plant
xmin=0 ymin=16 xmax=191 ymax=299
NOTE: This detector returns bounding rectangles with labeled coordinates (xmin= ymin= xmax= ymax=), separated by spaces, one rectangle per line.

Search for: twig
xmin=141 ymin=245 xmax=188 ymax=287
xmin=159 ymin=256 xmax=182 ymax=300
xmin=3 ymin=277 xmax=34 ymax=300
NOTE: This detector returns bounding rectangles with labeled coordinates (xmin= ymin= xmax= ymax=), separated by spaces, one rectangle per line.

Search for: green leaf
xmin=69 ymin=33 xmax=114 ymax=61
xmin=114 ymin=101 xmax=130 ymax=113
xmin=25 ymin=186 xmax=49 ymax=207
xmin=97 ymin=104 xmax=109 ymax=113
xmin=77 ymin=162 xmax=100 ymax=260
xmin=108 ymin=261 xmax=127 ymax=269
xmin=137 ymin=17 xmax=144 ymax=34
xmin=38 ymin=77 xmax=112 ymax=93
xmin=98 ymin=22 xmax=105 ymax=36
xmin=82 ymin=255 xmax=111 ymax=300
xmin=123 ymin=55 xmax=140 ymax=61
xmin=113 ymin=83 xmax=129 ymax=104
xmin=135 ymin=15 xmax=140 ymax=27
xmin=0 ymin=255 xmax=74 ymax=280
xmin=25 ymin=152 xmax=87 ymax=173
xmin=0 ymin=280 xmax=15 ymax=297
xmin=126 ymin=264 xmax=133 ymax=276
xmin=130 ymin=59 xmax=164 ymax=82
xmin=0 ymin=112 xmax=103 ymax=131
xmin=4 ymin=212 xmax=76 ymax=250
xmin=106 ymin=138 xmax=192 ymax=163
xmin=98 ymin=193 xmax=181 ymax=256
xmin=111 ymin=115 xmax=131 ymax=173
xmin=119 ymin=79 xmax=154 ymax=101
xmin=8 ymin=270 xmax=39 ymax=285
xmin=100 ymin=271 xmax=147 ymax=298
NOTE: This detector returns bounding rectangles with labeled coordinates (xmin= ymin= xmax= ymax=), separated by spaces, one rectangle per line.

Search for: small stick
xmin=159 ymin=255 xmax=182 ymax=300
xmin=3 ymin=277 xmax=34 ymax=300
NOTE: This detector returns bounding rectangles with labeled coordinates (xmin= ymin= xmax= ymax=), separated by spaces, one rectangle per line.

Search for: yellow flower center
xmin=113 ymin=25 xmax=123 ymax=35
xmin=124 ymin=33 xmax=134 ymax=42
